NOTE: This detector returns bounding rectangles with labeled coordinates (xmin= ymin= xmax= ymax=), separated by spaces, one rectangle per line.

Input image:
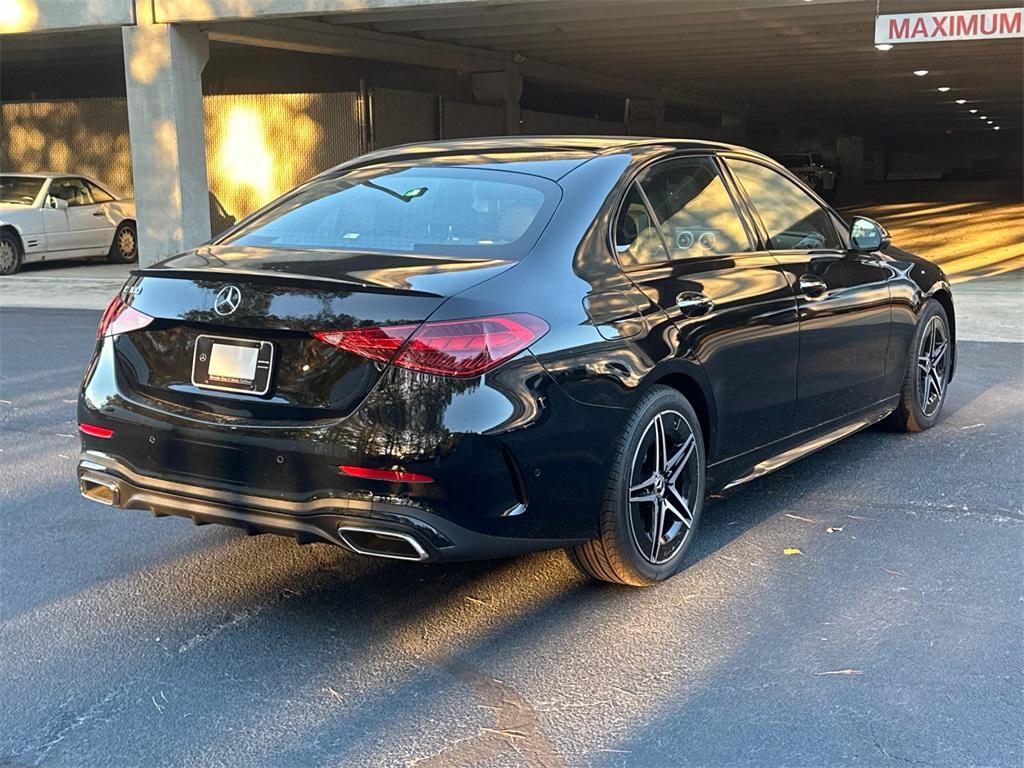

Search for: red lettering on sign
xmin=931 ymin=15 xmax=949 ymax=37
xmin=955 ymin=13 xmax=978 ymax=36
xmin=981 ymin=13 xmax=998 ymax=35
xmin=911 ymin=17 xmax=929 ymax=37
xmin=998 ymin=11 xmax=1022 ymax=35
xmin=889 ymin=17 xmax=911 ymax=39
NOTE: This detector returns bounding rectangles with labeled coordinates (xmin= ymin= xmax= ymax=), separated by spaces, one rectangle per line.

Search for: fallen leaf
xmin=814 ymin=669 xmax=862 ymax=676
xmin=783 ymin=547 xmax=803 ymax=556
xmin=826 ymin=526 xmax=844 ymax=534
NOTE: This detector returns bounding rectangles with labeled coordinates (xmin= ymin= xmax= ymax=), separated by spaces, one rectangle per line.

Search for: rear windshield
xmin=221 ymin=166 xmax=560 ymax=260
xmin=0 ymin=176 xmax=44 ymax=205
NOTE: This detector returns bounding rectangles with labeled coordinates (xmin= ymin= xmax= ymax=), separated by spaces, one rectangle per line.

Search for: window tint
xmin=223 ymin=166 xmax=557 ymax=260
xmin=727 ymin=160 xmax=841 ymax=250
xmin=638 ymin=157 xmax=750 ymax=258
xmin=50 ymin=178 xmax=93 ymax=207
xmin=84 ymin=180 xmax=115 ymax=203
xmin=614 ymin=183 xmax=667 ymax=267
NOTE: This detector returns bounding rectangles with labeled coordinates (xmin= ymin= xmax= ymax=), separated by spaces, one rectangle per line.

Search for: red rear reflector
xmin=79 ymin=423 xmax=114 ymax=438
xmin=97 ymin=296 xmax=153 ymax=338
xmin=314 ymin=314 xmax=548 ymax=378
xmin=338 ymin=465 xmax=433 ymax=484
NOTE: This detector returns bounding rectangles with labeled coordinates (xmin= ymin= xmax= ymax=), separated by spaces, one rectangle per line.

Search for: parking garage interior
xmin=1 ymin=0 xmax=1021 ymax=280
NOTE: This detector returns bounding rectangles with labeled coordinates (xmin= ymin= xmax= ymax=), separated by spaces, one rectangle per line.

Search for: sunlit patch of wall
xmin=0 ymin=98 xmax=133 ymax=196
xmin=203 ymin=92 xmax=365 ymax=222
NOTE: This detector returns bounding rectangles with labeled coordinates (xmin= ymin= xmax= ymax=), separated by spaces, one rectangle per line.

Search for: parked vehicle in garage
xmin=775 ymin=152 xmax=840 ymax=201
xmin=0 ymin=173 xmax=137 ymax=275
xmin=76 ymin=137 xmax=955 ymax=586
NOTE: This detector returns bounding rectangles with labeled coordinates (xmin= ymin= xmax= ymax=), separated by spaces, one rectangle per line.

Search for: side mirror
xmin=48 ymin=196 xmax=68 ymax=210
xmin=850 ymin=216 xmax=890 ymax=252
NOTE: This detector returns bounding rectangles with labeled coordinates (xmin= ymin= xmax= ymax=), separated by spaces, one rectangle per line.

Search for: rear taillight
xmin=97 ymin=296 xmax=153 ymax=338
xmin=339 ymin=465 xmax=434 ymax=484
xmin=313 ymin=314 xmax=548 ymax=378
xmin=79 ymin=423 xmax=114 ymax=438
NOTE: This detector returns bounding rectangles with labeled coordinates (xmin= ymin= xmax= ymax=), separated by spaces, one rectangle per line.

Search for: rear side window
xmin=727 ymin=159 xmax=841 ymax=250
xmin=636 ymin=156 xmax=751 ymax=259
xmin=222 ymin=166 xmax=559 ymax=260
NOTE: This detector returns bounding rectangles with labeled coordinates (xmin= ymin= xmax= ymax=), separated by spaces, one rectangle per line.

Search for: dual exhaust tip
xmin=79 ymin=474 xmax=428 ymax=562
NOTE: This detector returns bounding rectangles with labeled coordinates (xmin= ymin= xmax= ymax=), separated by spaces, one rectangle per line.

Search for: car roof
xmin=322 ymin=135 xmax=771 ymax=180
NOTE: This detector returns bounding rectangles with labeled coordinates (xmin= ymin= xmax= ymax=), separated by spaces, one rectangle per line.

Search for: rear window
xmin=221 ymin=166 xmax=560 ymax=260
xmin=0 ymin=176 xmax=44 ymax=205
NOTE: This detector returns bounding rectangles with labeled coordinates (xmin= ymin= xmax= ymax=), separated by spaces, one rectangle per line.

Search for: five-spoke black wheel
xmin=569 ymin=386 xmax=705 ymax=586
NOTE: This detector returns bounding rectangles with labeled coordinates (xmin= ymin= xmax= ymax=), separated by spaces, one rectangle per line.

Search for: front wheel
xmin=0 ymin=231 xmax=22 ymax=275
xmin=889 ymin=299 xmax=951 ymax=432
xmin=108 ymin=222 xmax=138 ymax=264
xmin=569 ymin=387 xmax=706 ymax=586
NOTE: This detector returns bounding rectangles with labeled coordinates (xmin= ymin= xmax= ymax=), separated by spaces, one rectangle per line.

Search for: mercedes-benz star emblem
xmin=213 ymin=285 xmax=242 ymax=316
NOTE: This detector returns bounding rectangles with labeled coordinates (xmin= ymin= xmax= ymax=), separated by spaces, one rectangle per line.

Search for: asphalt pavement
xmin=0 ymin=301 xmax=1021 ymax=768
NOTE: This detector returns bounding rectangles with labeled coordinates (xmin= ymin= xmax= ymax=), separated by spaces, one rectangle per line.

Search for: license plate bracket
xmin=192 ymin=335 xmax=274 ymax=395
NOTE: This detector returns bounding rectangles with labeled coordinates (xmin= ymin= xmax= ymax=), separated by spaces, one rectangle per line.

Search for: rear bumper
xmin=77 ymin=450 xmax=581 ymax=562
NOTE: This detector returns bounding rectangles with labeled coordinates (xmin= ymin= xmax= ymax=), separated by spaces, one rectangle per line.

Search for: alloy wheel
xmin=118 ymin=228 xmax=136 ymax=258
xmin=0 ymin=240 xmax=16 ymax=273
xmin=917 ymin=315 xmax=949 ymax=417
xmin=627 ymin=410 xmax=700 ymax=565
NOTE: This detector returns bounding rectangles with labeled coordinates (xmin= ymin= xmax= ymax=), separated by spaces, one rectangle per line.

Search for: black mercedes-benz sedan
xmin=77 ymin=137 xmax=955 ymax=586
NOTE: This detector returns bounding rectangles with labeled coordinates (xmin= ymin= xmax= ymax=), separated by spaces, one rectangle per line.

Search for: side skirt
xmin=709 ymin=396 xmax=899 ymax=492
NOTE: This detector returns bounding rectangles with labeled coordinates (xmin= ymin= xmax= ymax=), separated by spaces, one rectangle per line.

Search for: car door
xmin=47 ymin=177 xmax=111 ymax=253
xmin=615 ymin=154 xmax=800 ymax=462
xmin=724 ymin=157 xmax=891 ymax=433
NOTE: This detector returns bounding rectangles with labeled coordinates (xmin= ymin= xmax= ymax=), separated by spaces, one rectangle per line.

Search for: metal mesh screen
xmin=521 ymin=109 xmax=624 ymax=136
xmin=370 ymin=88 xmax=438 ymax=150
xmin=442 ymin=101 xmax=504 ymax=139
xmin=0 ymin=98 xmax=133 ymax=197
xmin=203 ymin=91 xmax=365 ymax=223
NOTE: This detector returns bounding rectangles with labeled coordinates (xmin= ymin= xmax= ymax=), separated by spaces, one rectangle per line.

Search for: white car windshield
xmin=0 ymin=176 xmax=45 ymax=205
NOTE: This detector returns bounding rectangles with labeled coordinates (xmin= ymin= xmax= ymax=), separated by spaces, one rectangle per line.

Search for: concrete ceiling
xmin=321 ymin=0 xmax=1023 ymax=136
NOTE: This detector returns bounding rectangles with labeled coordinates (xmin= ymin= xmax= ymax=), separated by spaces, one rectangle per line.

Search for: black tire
xmin=569 ymin=386 xmax=706 ymax=586
xmin=0 ymin=231 xmax=22 ymax=275
xmin=888 ymin=299 xmax=951 ymax=432
xmin=108 ymin=222 xmax=138 ymax=264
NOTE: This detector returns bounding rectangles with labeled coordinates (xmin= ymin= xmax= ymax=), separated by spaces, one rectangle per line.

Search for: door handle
xmin=676 ymin=291 xmax=714 ymax=317
xmin=92 ymin=212 xmax=107 ymax=217
xmin=798 ymin=275 xmax=828 ymax=298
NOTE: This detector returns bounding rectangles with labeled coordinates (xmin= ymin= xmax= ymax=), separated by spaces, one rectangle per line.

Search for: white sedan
xmin=0 ymin=173 xmax=137 ymax=275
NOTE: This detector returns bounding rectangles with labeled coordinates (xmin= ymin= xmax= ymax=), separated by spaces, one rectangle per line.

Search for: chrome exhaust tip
xmin=336 ymin=525 xmax=428 ymax=562
xmin=79 ymin=475 xmax=120 ymax=507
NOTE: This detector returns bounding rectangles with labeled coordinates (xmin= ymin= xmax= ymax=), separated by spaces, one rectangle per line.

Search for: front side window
xmin=49 ymin=178 xmax=93 ymax=207
xmin=727 ymin=160 xmax=841 ymax=251
xmin=637 ymin=157 xmax=751 ymax=259
xmin=221 ymin=166 xmax=558 ymax=260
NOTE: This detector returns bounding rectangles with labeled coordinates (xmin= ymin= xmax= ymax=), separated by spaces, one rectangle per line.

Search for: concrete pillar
xmin=122 ymin=21 xmax=211 ymax=266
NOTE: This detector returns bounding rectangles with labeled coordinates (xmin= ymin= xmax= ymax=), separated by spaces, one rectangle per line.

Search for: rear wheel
xmin=0 ymin=231 xmax=22 ymax=275
xmin=569 ymin=386 xmax=706 ymax=586
xmin=889 ymin=299 xmax=951 ymax=432
xmin=108 ymin=222 xmax=138 ymax=264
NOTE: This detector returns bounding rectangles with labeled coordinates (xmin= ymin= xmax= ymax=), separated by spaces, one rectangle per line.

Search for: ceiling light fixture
xmin=994 ymin=126 xmax=1001 ymax=131
xmin=913 ymin=69 xmax=929 ymax=76
xmin=980 ymin=115 xmax=988 ymax=120
xmin=955 ymin=99 xmax=967 ymax=104
xmin=875 ymin=44 xmax=893 ymax=51
xmin=987 ymin=120 xmax=994 ymax=124
xmin=969 ymin=108 xmax=978 ymax=113
xmin=937 ymin=86 xmax=951 ymax=92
